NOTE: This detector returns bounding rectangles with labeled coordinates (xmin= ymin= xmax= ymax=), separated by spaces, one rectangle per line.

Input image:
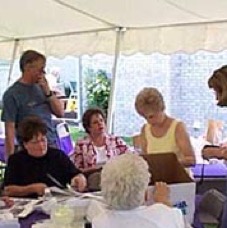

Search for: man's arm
xmin=4 ymin=122 xmax=16 ymax=159
xmin=37 ymin=74 xmax=64 ymax=118
xmin=47 ymin=94 xmax=64 ymax=117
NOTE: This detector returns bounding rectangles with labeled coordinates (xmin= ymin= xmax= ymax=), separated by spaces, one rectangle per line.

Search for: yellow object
xmin=66 ymin=98 xmax=77 ymax=112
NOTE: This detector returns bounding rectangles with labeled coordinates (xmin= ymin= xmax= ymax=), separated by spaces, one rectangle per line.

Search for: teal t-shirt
xmin=1 ymin=81 xmax=57 ymax=146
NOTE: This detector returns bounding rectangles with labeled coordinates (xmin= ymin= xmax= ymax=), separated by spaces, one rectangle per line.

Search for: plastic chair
xmin=69 ymin=81 xmax=77 ymax=99
xmin=198 ymin=189 xmax=227 ymax=228
xmin=56 ymin=122 xmax=74 ymax=156
xmin=87 ymin=171 xmax=101 ymax=192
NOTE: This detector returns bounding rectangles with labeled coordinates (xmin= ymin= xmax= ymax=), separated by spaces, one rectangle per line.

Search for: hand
xmin=71 ymin=174 xmax=87 ymax=192
xmin=153 ymin=182 xmax=170 ymax=206
xmin=37 ymin=75 xmax=51 ymax=95
xmin=30 ymin=183 xmax=47 ymax=196
xmin=202 ymin=147 xmax=223 ymax=160
xmin=0 ymin=196 xmax=14 ymax=208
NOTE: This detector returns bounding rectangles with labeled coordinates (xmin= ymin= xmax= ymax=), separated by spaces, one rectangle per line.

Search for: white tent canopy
xmin=1 ymin=0 xmax=227 ymax=59
xmin=1 ymin=0 xmax=227 ymax=132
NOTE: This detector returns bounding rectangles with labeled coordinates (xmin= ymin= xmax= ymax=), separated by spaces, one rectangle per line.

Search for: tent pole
xmin=7 ymin=39 xmax=19 ymax=85
xmin=78 ymin=56 xmax=83 ymax=129
xmin=107 ymin=27 xmax=123 ymax=134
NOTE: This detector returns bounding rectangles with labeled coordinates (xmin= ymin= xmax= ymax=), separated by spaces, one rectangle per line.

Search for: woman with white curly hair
xmin=88 ymin=154 xmax=184 ymax=228
xmin=135 ymin=87 xmax=195 ymax=167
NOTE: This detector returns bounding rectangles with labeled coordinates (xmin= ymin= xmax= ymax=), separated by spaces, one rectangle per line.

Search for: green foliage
xmin=85 ymin=69 xmax=111 ymax=115
xmin=68 ymin=126 xmax=86 ymax=141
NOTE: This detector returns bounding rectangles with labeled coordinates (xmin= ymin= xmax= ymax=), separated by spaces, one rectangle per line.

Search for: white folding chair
xmin=69 ymin=81 xmax=77 ymax=99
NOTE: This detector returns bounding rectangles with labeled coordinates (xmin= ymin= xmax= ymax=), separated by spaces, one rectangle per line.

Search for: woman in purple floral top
xmin=72 ymin=108 xmax=130 ymax=172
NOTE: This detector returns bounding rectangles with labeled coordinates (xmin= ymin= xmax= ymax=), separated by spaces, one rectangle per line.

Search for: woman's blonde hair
xmin=135 ymin=87 xmax=165 ymax=117
xmin=208 ymin=65 xmax=227 ymax=106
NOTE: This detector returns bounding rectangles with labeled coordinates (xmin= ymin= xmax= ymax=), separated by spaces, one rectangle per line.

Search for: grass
xmin=0 ymin=162 xmax=6 ymax=183
xmin=68 ymin=126 xmax=85 ymax=142
xmin=204 ymin=225 xmax=218 ymax=228
xmin=122 ymin=136 xmax=133 ymax=146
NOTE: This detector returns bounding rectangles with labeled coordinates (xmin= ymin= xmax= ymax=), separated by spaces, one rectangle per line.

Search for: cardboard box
xmin=141 ymin=153 xmax=196 ymax=224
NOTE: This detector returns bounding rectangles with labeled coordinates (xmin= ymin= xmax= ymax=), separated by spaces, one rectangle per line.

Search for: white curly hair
xmin=101 ymin=153 xmax=151 ymax=210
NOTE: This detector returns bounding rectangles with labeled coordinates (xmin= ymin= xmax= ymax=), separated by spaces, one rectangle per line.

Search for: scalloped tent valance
xmin=0 ymin=0 xmax=227 ymax=59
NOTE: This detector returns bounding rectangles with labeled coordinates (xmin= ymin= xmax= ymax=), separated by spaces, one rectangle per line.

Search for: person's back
xmin=90 ymin=201 xmax=184 ymax=228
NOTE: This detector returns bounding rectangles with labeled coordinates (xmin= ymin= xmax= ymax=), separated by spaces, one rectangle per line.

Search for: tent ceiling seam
xmin=0 ymin=27 xmax=117 ymax=43
xmin=161 ymin=0 xmax=207 ymax=19
xmin=1 ymin=18 xmax=227 ymax=43
xmin=52 ymin=0 xmax=119 ymax=28
xmin=127 ymin=18 xmax=227 ymax=30
xmin=0 ymin=34 xmax=14 ymax=40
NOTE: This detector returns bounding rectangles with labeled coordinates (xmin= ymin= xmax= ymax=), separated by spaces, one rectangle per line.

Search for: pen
xmin=46 ymin=173 xmax=65 ymax=189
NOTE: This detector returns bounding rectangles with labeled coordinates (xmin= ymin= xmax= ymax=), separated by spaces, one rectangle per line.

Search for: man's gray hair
xmin=101 ymin=153 xmax=151 ymax=210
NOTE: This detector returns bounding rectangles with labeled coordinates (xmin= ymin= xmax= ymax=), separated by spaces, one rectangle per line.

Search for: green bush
xmin=68 ymin=126 xmax=85 ymax=141
xmin=85 ymin=69 xmax=111 ymax=116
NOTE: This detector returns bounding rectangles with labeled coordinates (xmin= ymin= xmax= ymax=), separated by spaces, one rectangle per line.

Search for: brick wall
xmin=113 ymin=51 xmax=227 ymax=137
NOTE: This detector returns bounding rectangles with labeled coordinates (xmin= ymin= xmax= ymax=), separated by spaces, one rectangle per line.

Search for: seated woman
xmin=72 ymin=108 xmax=130 ymax=172
xmin=203 ymin=66 xmax=227 ymax=160
xmin=202 ymin=65 xmax=227 ymax=228
xmin=87 ymin=154 xmax=184 ymax=228
xmin=3 ymin=116 xmax=87 ymax=198
xmin=135 ymin=87 xmax=195 ymax=167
